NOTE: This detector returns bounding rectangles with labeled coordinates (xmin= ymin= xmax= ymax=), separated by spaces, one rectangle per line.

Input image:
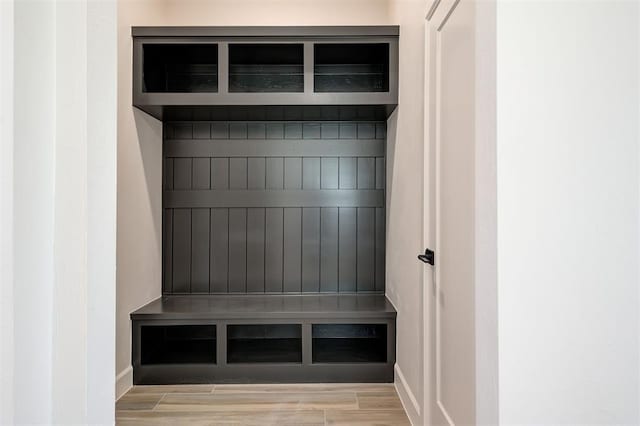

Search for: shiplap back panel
xmin=162 ymin=120 xmax=386 ymax=294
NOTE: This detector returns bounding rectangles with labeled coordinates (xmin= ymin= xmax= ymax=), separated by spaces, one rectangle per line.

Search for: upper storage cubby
xmin=143 ymin=44 xmax=218 ymax=93
xmin=132 ymin=26 xmax=398 ymax=120
xmin=229 ymin=44 xmax=304 ymax=92
xmin=314 ymin=44 xmax=389 ymax=93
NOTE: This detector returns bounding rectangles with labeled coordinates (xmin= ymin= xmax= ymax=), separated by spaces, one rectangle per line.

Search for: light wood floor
xmin=116 ymin=383 xmax=411 ymax=425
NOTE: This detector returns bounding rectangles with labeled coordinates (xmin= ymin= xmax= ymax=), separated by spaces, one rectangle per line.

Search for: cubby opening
xmin=143 ymin=44 xmax=218 ymax=93
xmin=141 ymin=325 xmax=217 ymax=364
xmin=229 ymin=44 xmax=304 ymax=92
xmin=314 ymin=43 xmax=389 ymax=93
xmin=312 ymin=324 xmax=387 ymax=363
xmin=227 ymin=324 xmax=302 ymax=363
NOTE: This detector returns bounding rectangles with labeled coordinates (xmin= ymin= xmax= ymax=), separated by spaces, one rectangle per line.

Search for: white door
xmin=423 ymin=0 xmax=476 ymax=424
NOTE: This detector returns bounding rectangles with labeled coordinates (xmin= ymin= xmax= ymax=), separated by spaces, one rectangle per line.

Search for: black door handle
xmin=418 ymin=248 xmax=435 ymax=265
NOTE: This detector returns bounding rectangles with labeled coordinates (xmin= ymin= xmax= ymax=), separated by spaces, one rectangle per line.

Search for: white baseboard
xmin=115 ymin=365 xmax=133 ymax=401
xmin=395 ymin=363 xmax=422 ymax=426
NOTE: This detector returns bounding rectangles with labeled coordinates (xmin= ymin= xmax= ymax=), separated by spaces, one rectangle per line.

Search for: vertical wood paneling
xmin=338 ymin=207 xmax=357 ymax=292
xmin=163 ymin=209 xmax=173 ymax=293
xmin=163 ymin=121 xmax=387 ymax=295
xmin=357 ymin=123 xmax=376 ymax=139
xmin=303 ymin=123 xmax=321 ymax=139
xmin=191 ymin=208 xmax=210 ymax=292
xmin=266 ymin=123 xmax=284 ymax=139
xmin=339 ymin=158 xmax=357 ymax=189
xmin=320 ymin=207 xmax=339 ymax=292
xmin=283 ymin=207 xmax=302 ymax=292
xmin=302 ymin=158 xmax=321 ymax=189
xmin=266 ymin=158 xmax=284 ymax=189
xmin=164 ymin=123 xmax=175 ymax=139
xmin=164 ymin=158 xmax=174 ymax=190
xmin=247 ymin=123 xmax=266 ymax=139
xmin=193 ymin=122 xmax=211 ymax=139
xmin=284 ymin=158 xmax=302 ymax=189
xmin=211 ymin=158 xmax=229 ymax=189
xmin=375 ymin=207 xmax=386 ymax=292
xmin=357 ymin=158 xmax=376 ymax=189
xmin=212 ymin=122 xmax=229 ymax=139
xmin=375 ymin=158 xmax=385 ymax=189
xmin=173 ymin=158 xmax=192 ymax=190
xmin=246 ymin=208 xmax=265 ymax=293
xmin=210 ymin=208 xmax=229 ymax=293
xmin=321 ymin=123 xmax=339 ymax=139
xmin=229 ymin=122 xmax=248 ymax=139
xmin=192 ymin=158 xmax=211 ymax=190
xmin=321 ymin=158 xmax=339 ymax=189
xmin=339 ymin=123 xmax=356 ymax=139
xmin=357 ymin=208 xmax=375 ymax=291
xmin=302 ymin=208 xmax=320 ymax=292
xmin=265 ymin=208 xmax=284 ymax=292
xmin=174 ymin=123 xmax=193 ymax=139
xmin=228 ymin=208 xmax=247 ymax=292
xmin=172 ymin=209 xmax=191 ymax=293
xmin=284 ymin=123 xmax=302 ymax=139
xmin=248 ymin=158 xmax=266 ymax=189
xmin=229 ymin=158 xmax=248 ymax=189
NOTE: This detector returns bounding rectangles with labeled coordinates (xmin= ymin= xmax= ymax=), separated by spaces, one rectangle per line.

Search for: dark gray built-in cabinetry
xmin=130 ymin=26 xmax=398 ymax=384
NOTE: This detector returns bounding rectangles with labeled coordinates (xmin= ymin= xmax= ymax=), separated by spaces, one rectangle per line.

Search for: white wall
xmin=386 ymin=1 xmax=429 ymax=424
xmin=474 ymin=1 xmax=498 ymax=424
xmin=159 ymin=0 xmax=390 ymax=26
xmin=86 ymin=1 xmax=118 ymax=422
xmin=13 ymin=2 xmax=56 ymax=421
xmin=0 ymin=0 xmax=14 ymax=424
xmin=116 ymin=0 xmax=392 ymax=397
xmin=3 ymin=1 xmax=117 ymax=424
xmin=497 ymin=1 xmax=640 ymax=424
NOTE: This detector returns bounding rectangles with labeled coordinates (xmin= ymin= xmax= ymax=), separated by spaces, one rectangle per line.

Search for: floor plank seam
xmin=152 ymin=393 xmax=167 ymax=411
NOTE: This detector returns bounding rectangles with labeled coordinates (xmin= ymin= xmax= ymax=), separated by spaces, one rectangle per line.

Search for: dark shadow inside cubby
xmin=141 ymin=325 xmax=217 ymax=364
xmin=143 ymin=44 xmax=218 ymax=93
xmin=227 ymin=324 xmax=302 ymax=363
xmin=314 ymin=43 xmax=389 ymax=93
xmin=312 ymin=324 xmax=387 ymax=363
xmin=229 ymin=44 xmax=304 ymax=93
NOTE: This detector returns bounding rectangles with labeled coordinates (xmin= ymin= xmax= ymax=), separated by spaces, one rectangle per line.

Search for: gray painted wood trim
xmin=132 ymin=26 xmax=400 ymax=38
xmin=131 ymin=295 xmax=396 ymax=319
xmin=133 ymin=362 xmax=394 ymax=384
xmin=132 ymin=39 xmax=144 ymax=106
xmin=218 ymin=42 xmax=229 ymax=94
xmin=165 ymin=139 xmax=384 ymax=157
xmin=164 ymin=189 xmax=384 ymax=208
xmin=303 ymin=42 xmax=314 ymax=94
xmin=136 ymin=92 xmax=395 ymax=107
xmin=302 ymin=322 xmax=313 ymax=365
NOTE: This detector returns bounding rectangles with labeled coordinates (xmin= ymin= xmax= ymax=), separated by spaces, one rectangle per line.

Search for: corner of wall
xmin=395 ymin=364 xmax=421 ymax=425
xmin=115 ymin=366 xmax=133 ymax=401
xmin=384 ymin=0 xmax=426 ymax=422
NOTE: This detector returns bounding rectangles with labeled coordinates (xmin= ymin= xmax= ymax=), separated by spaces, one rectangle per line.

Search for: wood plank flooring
xmin=116 ymin=383 xmax=410 ymax=426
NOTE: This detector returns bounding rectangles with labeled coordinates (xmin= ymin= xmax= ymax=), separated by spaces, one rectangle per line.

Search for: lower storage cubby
xmin=132 ymin=295 xmax=396 ymax=383
xmin=312 ymin=324 xmax=387 ymax=363
xmin=227 ymin=324 xmax=302 ymax=363
xmin=141 ymin=325 xmax=216 ymax=365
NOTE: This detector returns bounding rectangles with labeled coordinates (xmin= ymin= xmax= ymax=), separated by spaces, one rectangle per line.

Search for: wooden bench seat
xmin=131 ymin=294 xmax=396 ymax=385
